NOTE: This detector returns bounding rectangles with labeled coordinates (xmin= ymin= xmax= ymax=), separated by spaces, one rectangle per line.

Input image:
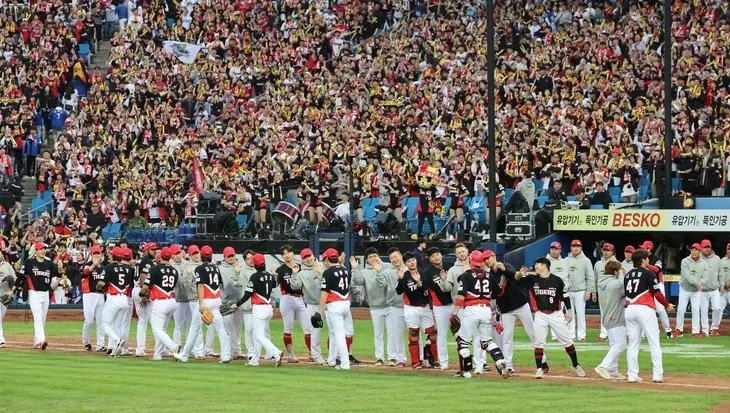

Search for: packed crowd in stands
xmin=0 ymin=0 xmax=727 ymax=273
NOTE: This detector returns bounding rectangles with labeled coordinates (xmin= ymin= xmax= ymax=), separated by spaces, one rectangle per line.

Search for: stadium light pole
xmin=663 ymin=0 xmax=672 ymax=207
xmin=486 ymin=0 xmax=497 ymax=243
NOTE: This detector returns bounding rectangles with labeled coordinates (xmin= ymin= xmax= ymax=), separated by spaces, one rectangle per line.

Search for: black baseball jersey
xmin=624 ymin=267 xmax=662 ymax=309
xmin=137 ymin=256 xmax=154 ymax=282
xmin=17 ymin=258 xmax=58 ymax=292
xmin=457 ymin=269 xmax=502 ymax=306
xmin=396 ymin=270 xmax=430 ymax=307
xmin=320 ymin=265 xmax=351 ymax=303
xmin=276 ymin=264 xmax=302 ymax=296
xmin=525 ymin=273 xmax=571 ymax=312
xmin=82 ymin=261 xmax=105 ymax=294
xmin=423 ymin=263 xmax=453 ymax=306
xmin=494 ymin=265 xmax=531 ymax=314
xmin=195 ymin=263 xmax=222 ymax=299
xmin=239 ymin=270 xmax=277 ymax=305
xmin=145 ymin=264 xmax=179 ymax=300
xmin=102 ymin=262 xmax=134 ymax=295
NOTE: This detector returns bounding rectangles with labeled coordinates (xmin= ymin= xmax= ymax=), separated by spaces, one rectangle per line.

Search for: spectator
xmin=591 ymin=182 xmax=612 ymax=209
xmin=574 ymin=188 xmax=591 ymax=210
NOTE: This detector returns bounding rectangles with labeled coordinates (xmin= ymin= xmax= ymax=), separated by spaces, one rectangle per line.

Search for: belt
xmin=539 ymin=310 xmax=556 ymax=315
xmin=107 ymin=291 xmax=126 ymax=296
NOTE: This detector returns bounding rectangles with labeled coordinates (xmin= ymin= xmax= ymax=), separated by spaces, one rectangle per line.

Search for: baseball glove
xmin=311 ymin=311 xmax=324 ymax=328
xmin=0 ymin=292 xmax=12 ymax=307
xmin=95 ymin=281 xmax=106 ymax=293
xmin=449 ymin=314 xmax=461 ymax=335
xmin=201 ymin=308 xmax=214 ymax=325
xmin=219 ymin=302 xmax=238 ymax=316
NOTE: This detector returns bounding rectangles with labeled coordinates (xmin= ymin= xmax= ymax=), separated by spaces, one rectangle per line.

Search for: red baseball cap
xmin=200 ymin=246 xmax=213 ymax=257
xmin=252 ymin=253 xmax=266 ymax=267
xmin=726 ymin=243 xmax=730 ymax=250
xmin=90 ymin=245 xmax=103 ymax=255
xmin=640 ymin=241 xmax=653 ymax=250
xmin=570 ymin=239 xmax=582 ymax=247
xmin=482 ymin=250 xmax=496 ymax=260
xmin=187 ymin=245 xmax=200 ymax=255
xmin=300 ymin=248 xmax=314 ymax=259
xmin=624 ymin=246 xmax=635 ymax=253
xmin=111 ymin=246 xmax=123 ymax=258
xmin=322 ymin=248 xmax=339 ymax=260
xmin=160 ymin=247 xmax=173 ymax=260
xmin=469 ymin=250 xmax=484 ymax=266
xmin=691 ymin=243 xmax=702 ymax=251
xmin=169 ymin=245 xmax=183 ymax=255
xmin=123 ymin=247 xmax=133 ymax=260
xmin=145 ymin=242 xmax=160 ymax=251
xmin=700 ymin=239 xmax=712 ymax=248
xmin=602 ymin=243 xmax=615 ymax=251
xmin=223 ymin=246 xmax=236 ymax=258
xmin=550 ymin=241 xmax=561 ymax=249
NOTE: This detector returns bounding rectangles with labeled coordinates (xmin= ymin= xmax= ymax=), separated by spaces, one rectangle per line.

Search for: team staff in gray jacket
xmin=699 ymin=240 xmax=723 ymax=335
xmin=564 ymin=240 xmax=594 ymax=342
xmin=375 ymin=247 xmax=408 ymax=366
xmin=219 ymin=247 xmax=246 ymax=359
xmin=594 ymin=261 xmax=627 ymax=381
xmin=594 ymin=243 xmax=618 ymax=341
xmin=720 ymin=246 xmax=730 ymax=331
xmin=0 ymin=259 xmax=16 ymax=347
xmin=171 ymin=245 xmax=204 ymax=357
xmin=674 ymin=243 xmax=709 ymax=337
xmin=291 ymin=248 xmax=325 ymax=364
xmin=351 ymin=247 xmax=391 ymax=365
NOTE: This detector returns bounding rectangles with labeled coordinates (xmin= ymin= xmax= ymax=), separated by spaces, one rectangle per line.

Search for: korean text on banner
xmin=553 ymin=210 xmax=668 ymax=231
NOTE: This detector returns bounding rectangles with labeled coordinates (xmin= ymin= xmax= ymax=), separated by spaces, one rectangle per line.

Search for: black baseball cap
xmin=534 ymin=257 xmax=551 ymax=269
xmin=426 ymin=247 xmax=441 ymax=257
xmin=403 ymin=251 xmax=416 ymax=261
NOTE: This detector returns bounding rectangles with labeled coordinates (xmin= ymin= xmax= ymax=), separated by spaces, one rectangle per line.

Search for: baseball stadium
xmin=1 ymin=0 xmax=730 ymax=412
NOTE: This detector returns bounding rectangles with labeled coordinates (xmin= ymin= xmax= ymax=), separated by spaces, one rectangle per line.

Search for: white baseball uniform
xmin=676 ymin=256 xmax=709 ymax=334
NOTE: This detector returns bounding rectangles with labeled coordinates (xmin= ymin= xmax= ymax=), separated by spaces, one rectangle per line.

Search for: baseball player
xmin=240 ymin=249 xmax=269 ymax=359
xmin=673 ymin=243 xmax=709 ymax=338
xmin=396 ymin=251 xmax=439 ymax=369
xmin=422 ymin=247 xmax=453 ymax=370
xmin=81 ymin=245 xmax=107 ymax=352
xmin=133 ymin=242 xmax=160 ymax=357
xmin=13 ymin=243 xmax=59 ymax=349
xmin=375 ymin=247 xmax=407 ymax=367
xmin=351 ymin=248 xmax=392 ymax=366
xmin=594 ymin=261 xmax=627 ymax=380
xmin=451 ymin=250 xmax=508 ymax=378
xmin=699 ymin=239 xmax=723 ymax=336
xmin=620 ymin=246 xmax=634 ymax=274
xmin=594 ymin=243 xmax=618 ymax=342
xmin=139 ymin=247 xmax=181 ymax=361
xmin=225 ymin=253 xmax=283 ymax=367
xmin=720 ymin=244 xmax=730 ymax=331
xmin=219 ymin=246 xmax=246 ymax=359
xmin=98 ymin=247 xmax=134 ymax=358
xmin=291 ymin=248 xmax=326 ymax=364
xmin=0 ymin=256 xmax=17 ymax=348
xmin=174 ymin=245 xmax=205 ymax=357
xmin=116 ymin=247 xmax=135 ymax=355
xmin=546 ymin=241 xmax=570 ymax=342
xmin=515 ymin=258 xmax=585 ymax=379
xmin=623 ymin=249 xmax=675 ymax=383
xmin=640 ymin=241 xmax=672 ymax=338
xmin=337 ymin=252 xmax=362 ymax=365
xmin=182 ymin=247 xmax=217 ymax=358
xmin=563 ymin=240 xmax=594 ymax=342
xmin=315 ymin=248 xmax=352 ymax=370
xmin=487 ymin=251 xmax=547 ymax=376
xmin=276 ymin=245 xmax=313 ymax=363
xmin=175 ymin=246 xmax=231 ymax=364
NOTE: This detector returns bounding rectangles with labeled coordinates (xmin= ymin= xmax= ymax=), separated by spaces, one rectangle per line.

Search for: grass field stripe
xmin=515 ymin=373 xmax=730 ymax=391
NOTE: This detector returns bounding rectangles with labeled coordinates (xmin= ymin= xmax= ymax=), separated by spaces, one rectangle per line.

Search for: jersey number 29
xmin=161 ymin=275 xmax=174 ymax=288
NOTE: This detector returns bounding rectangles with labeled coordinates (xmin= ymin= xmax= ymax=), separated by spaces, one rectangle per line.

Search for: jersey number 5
xmin=626 ymin=278 xmax=640 ymax=294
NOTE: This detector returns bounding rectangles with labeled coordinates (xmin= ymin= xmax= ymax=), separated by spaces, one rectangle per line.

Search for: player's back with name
xmin=19 ymin=257 xmax=57 ymax=291
xmin=321 ymin=265 xmax=351 ymax=303
xmin=458 ymin=269 xmax=500 ymax=305
xmin=102 ymin=262 xmax=134 ymax=294
xmin=525 ymin=272 xmax=567 ymax=313
xmin=247 ymin=271 xmax=277 ymax=304
xmin=145 ymin=263 xmax=178 ymax=299
xmin=195 ymin=262 xmax=222 ymax=299
xmin=624 ymin=267 xmax=659 ymax=307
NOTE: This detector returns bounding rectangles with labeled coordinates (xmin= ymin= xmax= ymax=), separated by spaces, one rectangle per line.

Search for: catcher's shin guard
xmin=425 ymin=326 xmax=439 ymax=365
xmin=483 ymin=340 xmax=505 ymax=361
xmin=459 ymin=355 xmax=474 ymax=373
xmin=408 ymin=328 xmax=420 ymax=367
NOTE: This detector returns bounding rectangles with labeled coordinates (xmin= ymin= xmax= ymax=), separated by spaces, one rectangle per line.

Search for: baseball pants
xmin=182 ymin=298 xmax=230 ymax=361
xmin=173 ymin=301 xmax=193 ymax=345
xmin=243 ymin=312 xmax=254 ymax=357
xmin=721 ymin=291 xmax=730 ymax=328
xmin=82 ymin=292 xmax=105 ymax=350
xmin=325 ymin=300 xmax=351 ymax=369
xmin=224 ymin=307 xmax=244 ymax=358
xmin=598 ymin=304 xmax=608 ymax=339
xmin=370 ymin=307 xmax=389 ymax=361
xmin=701 ymin=290 xmax=723 ymax=331
xmin=280 ymin=295 xmax=312 ymax=356
xmin=102 ymin=295 xmax=128 ymax=348
xmin=119 ymin=297 xmax=133 ymax=353
xmin=551 ymin=302 xmax=571 ymax=340
xmin=249 ymin=304 xmax=281 ymax=366
xmin=306 ymin=305 xmax=324 ymax=360
xmin=150 ymin=298 xmax=178 ymax=360
xmin=597 ymin=325 xmax=627 ymax=375
xmin=567 ymin=291 xmax=587 ymax=340
xmin=386 ymin=306 xmax=407 ymax=363
xmin=501 ymin=303 xmax=545 ymax=370
xmin=675 ymin=287 xmax=701 ymax=334
xmin=433 ymin=305 xmax=453 ymax=368
xmin=0 ymin=303 xmax=6 ymax=344
xmin=132 ymin=286 xmax=151 ymax=355
xmin=458 ymin=307 xmax=485 ymax=368
xmin=456 ymin=305 xmax=494 ymax=350
xmin=534 ymin=311 xmax=573 ymax=348
xmin=28 ymin=290 xmax=49 ymax=346
xmin=626 ymin=305 xmax=663 ymax=381
xmin=654 ymin=283 xmax=671 ymax=332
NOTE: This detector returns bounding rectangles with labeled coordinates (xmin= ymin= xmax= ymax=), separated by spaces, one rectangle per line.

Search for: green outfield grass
xmin=1 ymin=320 xmax=729 ymax=412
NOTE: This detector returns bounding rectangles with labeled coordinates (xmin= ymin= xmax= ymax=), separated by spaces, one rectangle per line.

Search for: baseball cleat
xmin=541 ymin=361 xmax=550 ymax=374
xmin=652 ymin=377 xmax=663 ymax=383
xmin=206 ymin=351 xmax=220 ymax=358
xmin=33 ymin=343 xmax=42 ymax=349
xmin=535 ymin=368 xmax=543 ymax=379
xmin=97 ymin=347 xmax=107 ymax=353
xmin=313 ymin=357 xmax=325 ymax=365
xmin=711 ymin=328 xmax=720 ymax=336
xmin=119 ymin=350 xmax=131 ymax=356
xmin=578 ymin=338 xmax=586 ymax=343
xmin=275 ymin=352 xmax=284 ymax=367
xmin=413 ymin=363 xmax=423 ymax=370
xmin=595 ymin=336 xmax=608 ymax=342
xmin=691 ymin=333 xmax=703 ymax=338
xmin=349 ymin=355 xmax=362 ymax=365
xmin=194 ymin=355 xmax=206 ymax=360
xmin=173 ymin=353 xmax=188 ymax=363
xmin=396 ymin=361 xmax=407 ymax=368
xmin=572 ymin=365 xmax=586 ymax=377
xmin=85 ymin=344 xmax=92 ymax=352
xmin=507 ymin=368 xmax=515 ymax=376
xmin=482 ymin=363 xmax=491 ymax=372
xmin=473 ymin=367 xmax=484 ymax=375
xmin=287 ymin=357 xmax=299 ymax=363
xmin=671 ymin=329 xmax=683 ymax=338
xmin=219 ymin=358 xmax=231 ymax=364
xmin=496 ymin=360 xmax=508 ymax=379
xmin=150 ymin=356 xmax=163 ymax=361
xmin=454 ymin=371 xmax=471 ymax=378
xmin=440 ymin=364 xmax=449 ymax=371
xmin=114 ymin=340 xmax=125 ymax=357
xmin=388 ymin=359 xmax=396 ymax=367
xmin=666 ymin=332 xmax=672 ymax=339
xmin=609 ymin=371 xmax=626 ymax=380
xmin=41 ymin=341 xmax=48 ymax=351
xmin=0 ymin=342 xmax=5 ymax=348
xmin=135 ymin=351 xmax=147 ymax=357
xmin=374 ymin=359 xmax=384 ymax=367
xmin=628 ymin=377 xmax=643 ymax=383
xmin=594 ymin=366 xmax=612 ymax=380
xmin=335 ymin=365 xmax=351 ymax=370
xmin=107 ymin=348 xmax=113 ymax=356
xmin=245 ymin=362 xmax=260 ymax=367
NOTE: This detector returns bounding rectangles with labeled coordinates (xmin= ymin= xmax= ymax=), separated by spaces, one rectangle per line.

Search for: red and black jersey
xmin=17 ymin=257 xmax=58 ymax=292
xmin=396 ymin=270 xmax=429 ymax=307
xmin=195 ymin=263 xmax=222 ymax=299
xmin=81 ymin=261 xmax=105 ymax=294
xmin=239 ymin=271 xmax=277 ymax=305
xmin=320 ymin=265 xmax=351 ymax=303
xmin=145 ymin=264 xmax=178 ymax=300
xmin=624 ymin=267 xmax=668 ymax=310
xmin=525 ymin=273 xmax=570 ymax=313
xmin=137 ymin=255 xmax=154 ymax=283
xmin=423 ymin=263 xmax=453 ymax=306
xmin=276 ymin=264 xmax=302 ymax=296
xmin=457 ymin=269 xmax=502 ymax=306
xmin=102 ymin=262 xmax=134 ymax=295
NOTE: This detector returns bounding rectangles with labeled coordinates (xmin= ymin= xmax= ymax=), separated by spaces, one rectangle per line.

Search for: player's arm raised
xmin=514 ymin=265 xmax=530 ymax=281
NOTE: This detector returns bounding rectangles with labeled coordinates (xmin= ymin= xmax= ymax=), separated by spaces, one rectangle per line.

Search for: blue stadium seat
xmin=536 ymin=196 xmax=548 ymax=209
xmin=566 ymin=195 xmax=576 ymax=202
xmin=672 ymin=178 xmax=681 ymax=192
xmin=78 ymin=43 xmax=90 ymax=62
xmin=608 ymin=187 xmax=621 ymax=203
xmin=503 ymin=188 xmax=514 ymax=204
xmin=236 ymin=215 xmax=248 ymax=229
xmin=590 ymin=205 xmax=604 ymax=210
xmin=639 ymin=184 xmax=649 ymax=201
